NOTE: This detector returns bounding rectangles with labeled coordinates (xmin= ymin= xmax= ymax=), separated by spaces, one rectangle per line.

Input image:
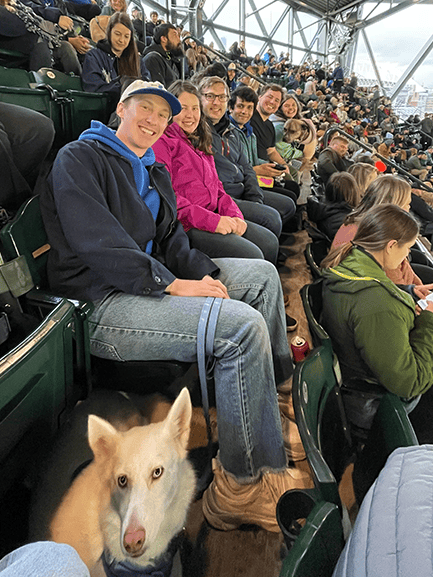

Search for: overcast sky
xmin=356 ymin=3 xmax=433 ymax=88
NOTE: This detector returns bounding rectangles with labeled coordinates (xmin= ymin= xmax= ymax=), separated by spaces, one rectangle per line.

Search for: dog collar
xmin=102 ymin=533 xmax=183 ymax=577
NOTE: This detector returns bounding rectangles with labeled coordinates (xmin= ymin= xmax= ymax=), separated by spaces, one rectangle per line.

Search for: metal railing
xmin=333 ymin=126 xmax=432 ymax=193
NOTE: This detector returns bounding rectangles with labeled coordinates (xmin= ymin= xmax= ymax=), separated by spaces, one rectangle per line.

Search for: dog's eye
xmin=152 ymin=467 xmax=164 ymax=479
xmin=118 ymin=475 xmax=128 ymax=488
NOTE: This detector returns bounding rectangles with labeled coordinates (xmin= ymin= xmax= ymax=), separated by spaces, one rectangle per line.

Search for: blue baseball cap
xmin=119 ymin=80 xmax=181 ymax=116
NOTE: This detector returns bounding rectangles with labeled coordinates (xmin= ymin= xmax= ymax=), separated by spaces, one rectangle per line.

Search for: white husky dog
xmin=41 ymin=388 xmax=196 ymax=577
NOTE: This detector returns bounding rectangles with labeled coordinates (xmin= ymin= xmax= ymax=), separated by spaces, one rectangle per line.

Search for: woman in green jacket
xmin=321 ymin=204 xmax=433 ymax=429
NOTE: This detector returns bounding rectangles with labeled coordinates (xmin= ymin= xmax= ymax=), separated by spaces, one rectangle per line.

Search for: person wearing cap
xmin=130 ymin=6 xmax=144 ymax=44
xmin=303 ymin=75 xmax=316 ymax=98
xmin=406 ymin=150 xmax=431 ymax=181
xmin=142 ymin=22 xmax=183 ymax=88
xmin=39 ymin=79 xmax=312 ymax=535
xmin=226 ymin=62 xmax=237 ymax=92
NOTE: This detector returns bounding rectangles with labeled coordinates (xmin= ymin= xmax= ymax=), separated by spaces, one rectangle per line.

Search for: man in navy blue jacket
xmin=40 ymin=79 xmax=310 ymax=536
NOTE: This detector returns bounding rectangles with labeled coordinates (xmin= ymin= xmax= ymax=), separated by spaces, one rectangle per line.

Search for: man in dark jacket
xmin=142 ymin=22 xmax=183 ymax=87
xmin=198 ymin=76 xmax=296 ymax=255
xmin=421 ymin=113 xmax=433 ymax=149
xmin=39 ymin=80 xmax=305 ymax=535
xmin=317 ymin=135 xmax=352 ymax=184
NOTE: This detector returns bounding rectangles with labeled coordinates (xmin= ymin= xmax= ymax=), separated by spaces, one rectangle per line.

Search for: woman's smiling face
xmin=174 ymin=91 xmax=201 ymax=135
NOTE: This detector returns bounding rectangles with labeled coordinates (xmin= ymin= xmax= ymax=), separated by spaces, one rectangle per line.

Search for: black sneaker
xmin=286 ymin=314 xmax=298 ymax=332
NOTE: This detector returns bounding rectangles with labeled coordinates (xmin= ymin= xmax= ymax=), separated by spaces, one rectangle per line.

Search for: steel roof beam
xmin=357 ymin=0 xmax=430 ymax=29
xmin=248 ymin=0 xmax=278 ymax=54
xmin=293 ymin=11 xmax=310 ymax=48
xmin=361 ymin=29 xmax=387 ymax=96
xmin=300 ymin=20 xmax=326 ymax=62
xmin=200 ymin=18 xmax=327 ymax=55
xmin=390 ymin=32 xmax=433 ymax=100
xmin=269 ymin=5 xmax=291 ymax=37
xmin=201 ymin=0 xmax=231 ymax=36
xmin=246 ymin=0 xmax=280 ymax=17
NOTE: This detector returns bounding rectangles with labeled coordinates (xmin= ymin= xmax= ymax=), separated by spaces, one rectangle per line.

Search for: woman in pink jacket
xmin=152 ymin=80 xmax=278 ymax=261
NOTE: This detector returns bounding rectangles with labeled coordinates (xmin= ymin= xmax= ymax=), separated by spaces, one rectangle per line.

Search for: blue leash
xmin=196 ymin=297 xmax=223 ymax=448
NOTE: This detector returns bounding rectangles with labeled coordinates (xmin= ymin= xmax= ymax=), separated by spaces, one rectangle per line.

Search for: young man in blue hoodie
xmin=40 ymin=80 xmax=311 ymax=538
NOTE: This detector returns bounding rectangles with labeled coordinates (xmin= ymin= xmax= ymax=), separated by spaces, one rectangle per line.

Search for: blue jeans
xmin=89 ymin=258 xmax=291 ymax=480
xmin=0 ymin=542 xmax=89 ymax=576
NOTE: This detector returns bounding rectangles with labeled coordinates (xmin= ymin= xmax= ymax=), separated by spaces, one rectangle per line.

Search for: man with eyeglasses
xmin=198 ymin=76 xmax=296 ymax=260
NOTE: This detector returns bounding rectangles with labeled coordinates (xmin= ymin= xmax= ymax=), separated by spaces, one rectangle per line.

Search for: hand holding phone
xmin=273 ymin=163 xmax=286 ymax=171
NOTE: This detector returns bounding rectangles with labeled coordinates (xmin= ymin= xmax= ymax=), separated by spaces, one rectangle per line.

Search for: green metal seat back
xmin=31 ymin=67 xmax=112 ymax=139
xmin=0 ymin=299 xmax=75 ymax=498
xmin=33 ymin=68 xmax=83 ymax=92
xmin=279 ymin=498 xmax=344 ymax=577
xmin=0 ymin=65 xmax=35 ymax=88
xmin=304 ymin=243 xmax=322 ymax=279
xmin=354 ymin=392 xmax=419 ymax=503
xmin=293 ymin=346 xmax=350 ymax=505
xmin=0 ymin=84 xmax=65 ymax=145
xmin=0 ymin=49 xmax=28 ymax=68
xmin=374 ymin=393 xmax=418 ymax=448
xmin=300 ymin=279 xmax=332 ymax=354
xmin=0 ymin=196 xmax=49 ymax=290
xmin=66 ymin=90 xmax=112 ymax=140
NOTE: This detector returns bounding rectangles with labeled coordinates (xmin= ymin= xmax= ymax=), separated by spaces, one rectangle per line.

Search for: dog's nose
xmin=123 ymin=525 xmax=146 ymax=556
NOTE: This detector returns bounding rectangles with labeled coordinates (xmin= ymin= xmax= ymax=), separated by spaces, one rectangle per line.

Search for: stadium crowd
xmin=2 ymin=5 xmax=433 ymax=575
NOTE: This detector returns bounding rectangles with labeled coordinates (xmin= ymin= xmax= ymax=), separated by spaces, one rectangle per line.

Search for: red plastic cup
xmin=375 ymin=160 xmax=387 ymax=172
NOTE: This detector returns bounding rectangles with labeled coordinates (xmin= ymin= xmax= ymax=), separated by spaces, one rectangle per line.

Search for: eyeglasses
xmin=202 ymin=93 xmax=229 ymax=102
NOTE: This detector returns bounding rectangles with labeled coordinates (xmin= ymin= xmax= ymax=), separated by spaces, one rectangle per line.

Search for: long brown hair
xmin=168 ymin=80 xmax=213 ymax=155
xmin=344 ymin=175 xmax=412 ymax=226
xmin=322 ymin=204 xmax=419 ymax=269
xmin=106 ymin=13 xmax=140 ymax=78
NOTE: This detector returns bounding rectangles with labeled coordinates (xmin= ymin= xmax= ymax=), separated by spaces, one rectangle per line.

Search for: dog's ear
xmin=163 ymin=388 xmax=192 ymax=457
xmin=88 ymin=415 xmax=119 ymax=461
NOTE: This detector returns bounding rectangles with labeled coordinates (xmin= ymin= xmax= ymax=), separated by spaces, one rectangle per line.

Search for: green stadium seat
xmin=0 ymin=196 xmax=93 ymax=397
xmin=277 ymin=489 xmax=344 ymax=577
xmin=0 ymin=66 xmax=67 ymax=145
xmin=304 ymin=243 xmax=321 ymax=279
xmin=33 ymin=68 xmax=112 ymax=140
xmin=292 ymin=345 xmax=351 ymax=507
xmin=0 ymin=298 xmax=75 ymax=497
xmin=0 ymin=48 xmax=28 ymax=68
xmin=0 ymin=66 xmax=36 ymax=88
xmin=354 ymin=392 xmax=419 ymax=503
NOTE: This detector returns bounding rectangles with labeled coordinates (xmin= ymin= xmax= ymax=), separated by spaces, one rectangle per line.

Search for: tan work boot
xmin=202 ymin=458 xmax=313 ymax=533
xmin=278 ymin=378 xmax=306 ymax=462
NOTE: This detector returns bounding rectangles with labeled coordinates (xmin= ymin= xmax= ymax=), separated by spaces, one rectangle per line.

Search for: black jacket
xmin=142 ymin=42 xmax=180 ymax=88
xmin=40 ymin=138 xmax=218 ymax=302
xmin=209 ymin=115 xmax=263 ymax=204
xmin=307 ymin=195 xmax=352 ymax=241
xmin=317 ymin=148 xmax=352 ymax=185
